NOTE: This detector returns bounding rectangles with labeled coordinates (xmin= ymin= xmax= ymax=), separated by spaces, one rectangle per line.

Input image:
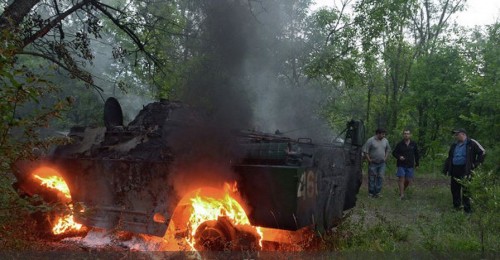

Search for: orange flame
xmin=188 ymin=187 xmax=250 ymax=236
xmin=32 ymin=167 xmax=83 ymax=235
xmin=185 ymin=182 xmax=262 ymax=249
xmin=51 ymin=214 xmax=82 ymax=235
xmin=33 ymin=175 xmax=71 ymax=199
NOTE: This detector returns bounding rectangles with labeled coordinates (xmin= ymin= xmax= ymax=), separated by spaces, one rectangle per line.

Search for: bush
xmin=465 ymin=169 xmax=500 ymax=253
xmin=0 ymin=32 xmax=72 ymax=249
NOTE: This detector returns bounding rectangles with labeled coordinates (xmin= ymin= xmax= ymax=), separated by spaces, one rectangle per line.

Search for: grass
xmin=322 ymin=169 xmax=500 ymax=254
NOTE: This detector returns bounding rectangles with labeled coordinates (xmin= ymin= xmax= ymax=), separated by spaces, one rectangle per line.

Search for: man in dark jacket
xmin=392 ymin=129 xmax=419 ymax=200
xmin=443 ymin=128 xmax=485 ymax=213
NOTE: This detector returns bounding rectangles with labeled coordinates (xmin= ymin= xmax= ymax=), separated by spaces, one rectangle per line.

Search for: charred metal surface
xmin=12 ymin=98 xmax=364 ymax=239
xmin=234 ymin=120 xmax=363 ymax=232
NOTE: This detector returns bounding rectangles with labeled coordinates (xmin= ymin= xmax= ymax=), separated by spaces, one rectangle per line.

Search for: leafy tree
xmin=408 ymin=45 xmax=468 ymax=156
xmin=0 ymin=31 xmax=70 ymax=168
xmin=305 ymin=2 xmax=367 ymax=129
xmin=464 ymin=23 xmax=500 ymax=145
xmin=356 ymin=0 xmax=465 ymax=129
xmin=0 ymin=0 xmax=179 ymax=93
xmin=0 ymin=36 xmax=71 ymax=238
xmin=101 ymin=0 xmax=189 ymax=98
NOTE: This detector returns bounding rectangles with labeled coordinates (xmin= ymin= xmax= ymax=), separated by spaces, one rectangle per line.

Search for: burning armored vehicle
xmin=12 ymin=97 xmax=364 ymax=250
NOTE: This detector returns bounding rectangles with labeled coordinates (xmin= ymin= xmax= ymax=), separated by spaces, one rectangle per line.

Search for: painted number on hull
xmin=297 ymin=170 xmax=317 ymax=199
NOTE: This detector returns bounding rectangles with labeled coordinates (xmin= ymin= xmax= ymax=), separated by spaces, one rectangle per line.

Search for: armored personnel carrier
xmin=12 ymin=97 xmax=364 ymax=250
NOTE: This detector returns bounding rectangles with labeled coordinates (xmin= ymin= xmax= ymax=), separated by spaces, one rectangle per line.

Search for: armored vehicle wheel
xmin=194 ymin=218 xmax=236 ymax=251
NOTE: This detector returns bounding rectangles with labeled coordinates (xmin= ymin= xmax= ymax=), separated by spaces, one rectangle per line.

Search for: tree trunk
xmin=0 ymin=0 xmax=40 ymax=31
xmin=366 ymin=85 xmax=373 ymax=127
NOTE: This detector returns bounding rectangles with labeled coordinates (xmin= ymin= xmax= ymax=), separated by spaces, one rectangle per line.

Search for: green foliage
xmin=408 ymin=46 xmax=469 ymax=156
xmin=481 ymin=146 xmax=500 ymax=172
xmin=0 ymin=38 xmax=68 ymax=165
xmin=0 ymin=31 xmax=73 ymax=247
xmin=325 ymin=205 xmax=410 ymax=252
xmin=55 ymin=87 xmax=103 ymax=128
xmin=464 ymin=169 xmax=500 ymax=253
xmin=417 ymin=210 xmax=482 ymax=252
xmin=97 ymin=0 xmax=223 ymax=100
xmin=305 ymin=6 xmax=368 ymax=127
xmin=461 ymin=24 xmax=500 ymax=149
xmin=322 ymin=173 xmax=499 ymax=253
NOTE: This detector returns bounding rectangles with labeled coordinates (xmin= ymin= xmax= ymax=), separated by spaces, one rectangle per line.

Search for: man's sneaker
xmin=373 ymin=194 xmax=381 ymax=198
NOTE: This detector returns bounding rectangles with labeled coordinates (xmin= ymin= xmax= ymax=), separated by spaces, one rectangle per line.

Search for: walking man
xmin=443 ymin=128 xmax=485 ymax=213
xmin=362 ymin=128 xmax=391 ymax=198
xmin=392 ymin=129 xmax=419 ymax=200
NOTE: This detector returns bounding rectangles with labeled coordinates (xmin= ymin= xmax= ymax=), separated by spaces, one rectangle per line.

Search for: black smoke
xmin=168 ymin=0 xmax=336 ymax=193
xmin=168 ymin=0 xmax=260 ymax=192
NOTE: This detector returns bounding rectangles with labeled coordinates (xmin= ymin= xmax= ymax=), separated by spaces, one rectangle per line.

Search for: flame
xmin=188 ymin=187 xmax=250 ymax=236
xmin=51 ymin=214 xmax=82 ymax=234
xmin=32 ymin=167 xmax=83 ymax=235
xmin=256 ymin=227 xmax=263 ymax=247
xmin=185 ymin=182 xmax=262 ymax=249
xmin=33 ymin=175 xmax=71 ymax=199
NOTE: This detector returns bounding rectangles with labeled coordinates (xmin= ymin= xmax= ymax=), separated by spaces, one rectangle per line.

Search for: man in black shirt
xmin=392 ymin=129 xmax=419 ymax=200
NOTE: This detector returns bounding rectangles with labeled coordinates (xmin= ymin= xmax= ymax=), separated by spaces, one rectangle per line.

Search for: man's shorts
xmin=396 ymin=167 xmax=414 ymax=179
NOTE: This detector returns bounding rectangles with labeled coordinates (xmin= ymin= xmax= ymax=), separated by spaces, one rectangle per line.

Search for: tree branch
xmin=52 ymin=0 xmax=65 ymax=40
xmin=22 ymin=0 xmax=93 ymax=48
xmin=326 ymin=0 xmax=352 ymax=45
xmin=18 ymin=51 xmax=105 ymax=94
xmin=91 ymin=1 xmax=162 ymax=67
xmin=0 ymin=0 xmax=40 ymax=31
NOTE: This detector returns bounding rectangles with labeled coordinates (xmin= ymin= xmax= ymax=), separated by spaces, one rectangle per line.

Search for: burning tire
xmin=194 ymin=216 xmax=261 ymax=251
xmin=194 ymin=217 xmax=236 ymax=251
xmin=11 ymin=163 xmax=85 ymax=237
